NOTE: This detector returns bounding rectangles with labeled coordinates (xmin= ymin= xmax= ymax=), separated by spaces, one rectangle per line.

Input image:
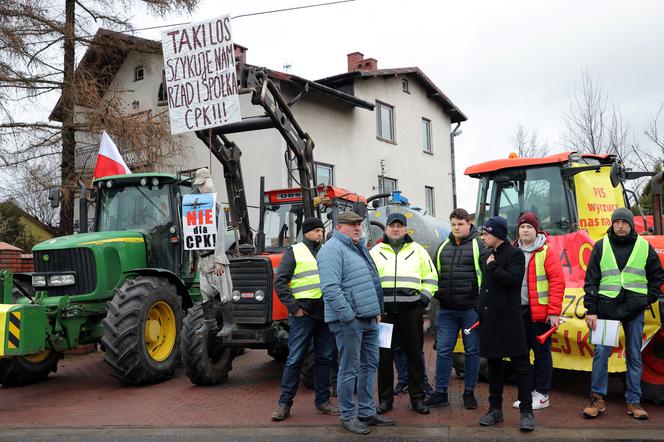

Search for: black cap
xmin=302 ymin=217 xmax=325 ymax=234
xmin=386 ymin=212 xmax=408 ymax=226
xmin=482 ymin=216 xmax=508 ymax=241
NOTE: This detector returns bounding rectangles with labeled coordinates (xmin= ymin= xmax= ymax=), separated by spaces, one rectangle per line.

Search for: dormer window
xmin=134 ymin=65 xmax=144 ymax=81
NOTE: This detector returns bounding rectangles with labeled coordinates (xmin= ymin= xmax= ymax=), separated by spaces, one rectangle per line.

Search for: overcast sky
xmin=137 ymin=0 xmax=664 ymax=210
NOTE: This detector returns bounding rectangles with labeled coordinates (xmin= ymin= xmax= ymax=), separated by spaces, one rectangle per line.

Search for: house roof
xmin=0 ymin=200 xmax=57 ymax=237
xmin=50 ymin=29 xmax=161 ymax=122
xmin=50 ymin=29 xmax=374 ymax=121
xmin=317 ymin=68 xmax=468 ymax=123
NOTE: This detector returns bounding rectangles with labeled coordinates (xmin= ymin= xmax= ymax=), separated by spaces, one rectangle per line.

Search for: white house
xmin=53 ymin=30 xmax=467 ymax=226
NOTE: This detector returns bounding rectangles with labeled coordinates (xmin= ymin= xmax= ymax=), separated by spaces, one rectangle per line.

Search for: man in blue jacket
xmin=318 ymin=211 xmax=395 ymax=435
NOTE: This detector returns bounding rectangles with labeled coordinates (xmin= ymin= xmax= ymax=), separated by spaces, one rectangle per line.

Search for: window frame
xmin=376 ymin=101 xmax=396 ymax=143
xmin=134 ymin=65 xmax=144 ymax=82
xmin=314 ymin=161 xmax=335 ymax=186
xmin=378 ymin=175 xmax=398 ymax=205
xmin=425 ymin=186 xmax=435 ymax=216
xmin=402 ymin=78 xmax=410 ymax=93
xmin=422 ymin=117 xmax=433 ymax=154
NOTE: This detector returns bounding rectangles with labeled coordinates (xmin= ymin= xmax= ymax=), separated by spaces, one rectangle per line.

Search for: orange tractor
xmin=464 ymin=151 xmax=664 ymax=403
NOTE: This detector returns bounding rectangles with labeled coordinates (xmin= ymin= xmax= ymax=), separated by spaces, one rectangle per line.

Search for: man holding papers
xmin=583 ymin=208 xmax=664 ymax=420
xmin=318 ymin=211 xmax=393 ymax=434
xmin=370 ymin=212 xmax=438 ymax=416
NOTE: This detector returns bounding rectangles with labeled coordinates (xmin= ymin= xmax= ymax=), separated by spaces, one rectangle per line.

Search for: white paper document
xmin=378 ymin=322 xmax=394 ymax=349
xmin=591 ymin=319 xmax=621 ymax=347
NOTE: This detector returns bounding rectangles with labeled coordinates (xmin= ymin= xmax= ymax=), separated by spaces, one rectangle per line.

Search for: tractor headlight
xmin=48 ymin=274 xmax=76 ymax=286
xmin=254 ymin=290 xmax=265 ymax=302
xmin=231 ymin=290 xmax=241 ymax=302
xmin=32 ymin=275 xmax=46 ymax=287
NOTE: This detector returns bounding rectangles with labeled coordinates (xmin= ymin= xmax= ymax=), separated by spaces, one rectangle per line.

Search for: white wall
xmin=81 ymin=49 xmax=457 ymax=227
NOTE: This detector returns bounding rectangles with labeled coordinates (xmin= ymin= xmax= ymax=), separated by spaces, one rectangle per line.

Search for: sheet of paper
xmin=591 ymin=319 xmax=621 ymax=347
xmin=378 ymin=322 xmax=393 ymax=349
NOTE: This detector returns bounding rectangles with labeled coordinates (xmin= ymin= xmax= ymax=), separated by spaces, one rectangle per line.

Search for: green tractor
xmin=0 ymin=173 xmax=203 ymax=386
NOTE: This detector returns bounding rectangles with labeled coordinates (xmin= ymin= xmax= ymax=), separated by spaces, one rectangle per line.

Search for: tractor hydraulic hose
xmin=651 ymin=172 xmax=663 ymax=235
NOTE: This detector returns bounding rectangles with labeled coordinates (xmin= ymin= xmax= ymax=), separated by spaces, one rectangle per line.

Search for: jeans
xmin=434 ymin=307 xmax=480 ymax=392
xmin=591 ymin=312 xmax=645 ymax=404
xmin=378 ymin=306 xmax=426 ymax=405
xmin=522 ymin=307 xmax=553 ymax=395
xmin=488 ymin=355 xmax=532 ymax=413
xmin=328 ymin=317 xmax=379 ymax=420
xmin=278 ymin=314 xmax=334 ymax=407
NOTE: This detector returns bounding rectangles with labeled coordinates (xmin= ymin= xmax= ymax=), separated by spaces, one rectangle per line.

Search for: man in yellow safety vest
xmin=271 ymin=217 xmax=338 ymax=421
xmin=370 ymin=212 xmax=438 ymax=415
xmin=582 ymin=208 xmax=663 ymax=420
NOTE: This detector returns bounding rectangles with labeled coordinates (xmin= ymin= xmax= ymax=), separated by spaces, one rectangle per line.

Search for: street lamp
xmin=450 ymin=124 xmax=463 ymax=209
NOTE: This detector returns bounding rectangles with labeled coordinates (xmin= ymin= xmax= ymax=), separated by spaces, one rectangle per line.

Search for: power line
xmin=20 ymin=0 xmax=357 ymax=46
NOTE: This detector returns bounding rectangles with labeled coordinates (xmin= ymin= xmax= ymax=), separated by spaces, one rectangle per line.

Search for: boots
xmin=201 ymin=299 xmax=219 ymax=331
xmin=217 ymin=301 xmax=238 ymax=338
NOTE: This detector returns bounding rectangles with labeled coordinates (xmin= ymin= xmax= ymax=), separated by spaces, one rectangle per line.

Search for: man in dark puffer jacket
xmin=426 ymin=208 xmax=489 ymax=410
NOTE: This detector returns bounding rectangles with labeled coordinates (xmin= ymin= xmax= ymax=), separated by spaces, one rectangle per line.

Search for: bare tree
xmin=561 ymin=69 xmax=634 ymax=163
xmin=644 ymin=102 xmax=664 ymax=163
xmin=0 ymin=0 xmax=199 ymax=235
xmin=510 ymin=125 xmax=548 ymax=158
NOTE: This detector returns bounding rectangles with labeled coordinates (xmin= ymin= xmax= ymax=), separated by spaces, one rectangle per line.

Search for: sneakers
xmin=520 ymin=412 xmax=535 ymax=432
xmin=423 ymin=391 xmax=449 ymax=407
xmin=627 ymin=403 xmax=649 ymax=420
xmin=315 ymin=401 xmax=340 ymax=415
xmin=394 ymin=382 xmax=409 ymax=395
xmin=463 ymin=390 xmax=478 ymax=410
xmin=513 ymin=390 xmax=550 ymax=410
xmin=271 ymin=404 xmax=291 ymax=421
xmin=479 ymin=408 xmax=504 ymax=426
xmin=582 ymin=393 xmax=606 ymax=418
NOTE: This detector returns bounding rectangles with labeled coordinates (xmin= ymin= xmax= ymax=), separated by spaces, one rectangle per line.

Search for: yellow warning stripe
xmin=0 ymin=311 xmax=5 ymax=355
xmin=79 ymin=237 xmax=145 ymax=246
xmin=7 ymin=311 xmax=20 ymax=349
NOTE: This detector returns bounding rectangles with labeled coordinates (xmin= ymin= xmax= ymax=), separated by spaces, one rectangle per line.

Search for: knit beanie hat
xmin=518 ymin=212 xmax=540 ymax=231
xmin=302 ymin=217 xmax=325 ymax=234
xmin=611 ymin=208 xmax=634 ymax=230
xmin=482 ymin=216 xmax=509 ymax=241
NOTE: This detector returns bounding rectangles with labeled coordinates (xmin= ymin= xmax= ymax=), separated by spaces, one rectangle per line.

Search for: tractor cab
xmin=467 ymin=152 xmax=625 ymax=240
xmin=93 ymin=173 xmax=192 ymax=278
xmin=261 ymin=184 xmax=368 ymax=251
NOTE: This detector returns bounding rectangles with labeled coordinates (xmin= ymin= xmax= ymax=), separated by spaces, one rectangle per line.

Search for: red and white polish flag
xmin=93 ymin=131 xmax=132 ymax=179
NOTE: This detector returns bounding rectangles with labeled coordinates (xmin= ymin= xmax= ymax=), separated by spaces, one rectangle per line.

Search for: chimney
xmin=347 ymin=51 xmax=364 ymax=72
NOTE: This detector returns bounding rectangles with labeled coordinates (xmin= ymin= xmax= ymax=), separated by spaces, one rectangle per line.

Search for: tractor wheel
xmin=0 ymin=350 xmax=61 ymax=387
xmin=102 ymin=275 xmax=183 ymax=385
xmin=180 ymin=302 xmax=234 ymax=385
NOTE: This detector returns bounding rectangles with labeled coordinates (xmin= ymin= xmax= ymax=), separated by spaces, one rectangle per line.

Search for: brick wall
xmin=0 ymin=243 xmax=34 ymax=272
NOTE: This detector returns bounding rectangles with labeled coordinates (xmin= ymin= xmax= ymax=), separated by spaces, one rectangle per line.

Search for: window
xmin=402 ymin=78 xmax=410 ymax=93
xmin=422 ymin=118 xmax=432 ymax=153
xmin=157 ymin=69 xmax=167 ymax=105
xmin=378 ymin=176 xmax=397 ymax=205
xmin=315 ymin=162 xmax=334 ymax=186
xmin=425 ymin=186 xmax=435 ymax=216
xmin=376 ymin=101 xmax=395 ymax=142
xmin=134 ymin=65 xmax=144 ymax=81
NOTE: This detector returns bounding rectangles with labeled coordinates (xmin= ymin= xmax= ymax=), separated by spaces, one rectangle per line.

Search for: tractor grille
xmin=33 ymin=248 xmax=97 ymax=296
xmin=229 ymin=257 xmax=273 ymax=325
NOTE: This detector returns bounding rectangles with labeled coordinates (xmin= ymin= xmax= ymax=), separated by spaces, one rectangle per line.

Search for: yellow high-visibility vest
xmin=290 ymin=242 xmax=322 ymax=299
xmin=598 ymin=235 xmax=648 ymax=298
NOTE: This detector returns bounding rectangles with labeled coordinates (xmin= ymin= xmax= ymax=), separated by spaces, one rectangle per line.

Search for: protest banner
xmin=573 ymin=166 xmax=625 ymax=240
xmin=162 ymin=14 xmax=241 ymax=134
xmin=182 ymin=193 xmax=217 ymax=250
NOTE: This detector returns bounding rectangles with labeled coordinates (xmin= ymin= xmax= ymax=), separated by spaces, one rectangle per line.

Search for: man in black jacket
xmin=426 ymin=208 xmax=488 ymax=410
xmin=271 ymin=217 xmax=338 ymax=421
xmin=477 ymin=216 xmax=534 ymax=432
xmin=582 ymin=208 xmax=663 ymax=420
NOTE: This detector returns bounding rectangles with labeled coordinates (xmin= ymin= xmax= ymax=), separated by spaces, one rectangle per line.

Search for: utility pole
xmin=450 ymin=123 xmax=462 ymax=209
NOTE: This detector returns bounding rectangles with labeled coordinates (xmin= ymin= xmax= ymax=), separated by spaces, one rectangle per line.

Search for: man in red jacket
xmin=512 ymin=212 xmax=565 ymax=410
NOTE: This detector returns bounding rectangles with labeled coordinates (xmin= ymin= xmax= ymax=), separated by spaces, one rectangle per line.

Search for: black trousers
xmin=487 ymin=355 xmax=532 ymax=414
xmin=378 ymin=305 xmax=426 ymax=405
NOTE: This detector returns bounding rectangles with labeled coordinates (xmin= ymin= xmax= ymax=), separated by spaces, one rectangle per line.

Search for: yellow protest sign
xmin=573 ymin=167 xmax=625 ymax=241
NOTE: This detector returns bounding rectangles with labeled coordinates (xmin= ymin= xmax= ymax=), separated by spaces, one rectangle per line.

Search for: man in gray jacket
xmin=318 ymin=211 xmax=394 ymax=434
